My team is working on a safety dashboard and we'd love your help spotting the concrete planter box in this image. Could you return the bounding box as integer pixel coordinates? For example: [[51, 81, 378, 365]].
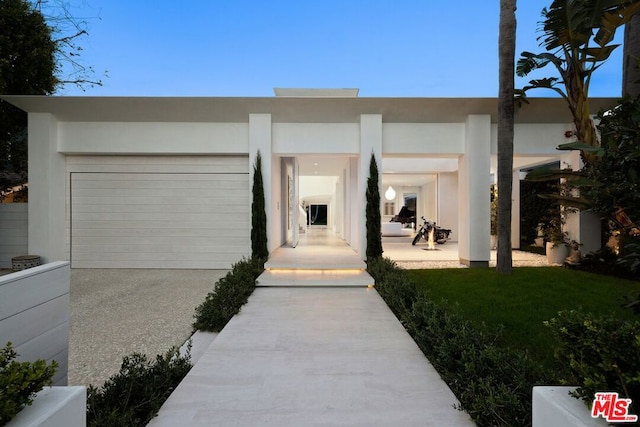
[[6, 386, 86, 427], [533, 386, 607, 427]]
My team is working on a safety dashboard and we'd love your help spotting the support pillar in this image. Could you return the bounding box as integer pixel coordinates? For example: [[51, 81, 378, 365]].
[[28, 113, 65, 263], [562, 151, 601, 254], [458, 115, 491, 267]]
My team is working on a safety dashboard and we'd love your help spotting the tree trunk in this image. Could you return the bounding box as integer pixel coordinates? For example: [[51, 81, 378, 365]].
[[623, 13, 640, 98], [497, 0, 517, 274]]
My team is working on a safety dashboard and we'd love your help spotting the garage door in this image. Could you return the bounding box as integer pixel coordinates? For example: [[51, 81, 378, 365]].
[[68, 156, 250, 269]]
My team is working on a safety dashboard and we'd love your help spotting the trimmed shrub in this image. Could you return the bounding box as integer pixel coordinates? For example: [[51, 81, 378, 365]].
[[193, 257, 263, 332], [368, 258, 547, 427], [0, 342, 58, 426], [86, 346, 191, 427], [545, 309, 640, 413], [366, 153, 383, 260], [251, 151, 268, 264], [367, 257, 417, 320]]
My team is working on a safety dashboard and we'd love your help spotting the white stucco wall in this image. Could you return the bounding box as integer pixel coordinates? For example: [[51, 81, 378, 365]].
[[0, 203, 28, 268], [273, 123, 360, 154], [59, 122, 249, 154], [438, 172, 458, 237], [382, 123, 464, 155]]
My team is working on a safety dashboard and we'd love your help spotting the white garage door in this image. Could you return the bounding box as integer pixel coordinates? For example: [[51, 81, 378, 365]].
[[68, 156, 250, 269]]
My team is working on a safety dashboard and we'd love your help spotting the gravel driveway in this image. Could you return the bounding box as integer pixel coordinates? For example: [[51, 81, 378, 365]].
[[68, 269, 227, 387]]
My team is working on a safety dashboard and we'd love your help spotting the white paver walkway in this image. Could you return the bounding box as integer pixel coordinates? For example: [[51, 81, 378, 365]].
[[150, 228, 475, 426]]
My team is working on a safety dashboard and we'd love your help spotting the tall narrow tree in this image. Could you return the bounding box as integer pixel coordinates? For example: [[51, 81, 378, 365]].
[[497, 0, 517, 273], [366, 153, 383, 260], [251, 151, 268, 263]]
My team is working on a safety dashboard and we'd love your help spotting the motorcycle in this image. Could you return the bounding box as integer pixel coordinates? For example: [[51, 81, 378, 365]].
[[412, 216, 452, 245]]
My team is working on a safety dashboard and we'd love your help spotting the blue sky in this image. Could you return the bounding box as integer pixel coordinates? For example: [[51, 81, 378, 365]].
[[58, 1, 626, 97]]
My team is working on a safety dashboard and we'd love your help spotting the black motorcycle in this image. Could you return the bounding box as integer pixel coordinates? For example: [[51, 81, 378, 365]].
[[412, 216, 452, 245]]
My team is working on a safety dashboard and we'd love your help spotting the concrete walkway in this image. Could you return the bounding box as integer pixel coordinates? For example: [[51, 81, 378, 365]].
[[150, 229, 475, 426]]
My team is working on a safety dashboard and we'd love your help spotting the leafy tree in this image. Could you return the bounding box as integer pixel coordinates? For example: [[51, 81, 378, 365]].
[[366, 153, 383, 260], [0, 0, 102, 199], [251, 151, 268, 263], [586, 97, 640, 235], [497, 0, 517, 273], [0, 0, 56, 197]]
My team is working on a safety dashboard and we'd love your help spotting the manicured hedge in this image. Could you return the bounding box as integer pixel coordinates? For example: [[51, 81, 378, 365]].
[[193, 257, 263, 332], [86, 346, 191, 427]]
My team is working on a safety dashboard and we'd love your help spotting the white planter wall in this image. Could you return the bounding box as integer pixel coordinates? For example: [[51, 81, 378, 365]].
[[533, 386, 607, 427], [7, 386, 86, 427], [0, 203, 28, 269], [0, 261, 70, 385]]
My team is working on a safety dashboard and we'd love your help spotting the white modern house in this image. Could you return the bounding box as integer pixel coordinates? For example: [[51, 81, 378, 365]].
[[1, 89, 616, 269]]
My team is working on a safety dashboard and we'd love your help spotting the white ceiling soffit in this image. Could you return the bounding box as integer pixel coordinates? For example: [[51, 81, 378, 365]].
[[382, 174, 437, 186]]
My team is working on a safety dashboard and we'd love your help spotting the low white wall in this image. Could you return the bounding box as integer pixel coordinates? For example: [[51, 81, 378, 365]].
[[0, 261, 70, 386], [7, 386, 86, 427], [532, 386, 607, 427], [0, 203, 28, 269]]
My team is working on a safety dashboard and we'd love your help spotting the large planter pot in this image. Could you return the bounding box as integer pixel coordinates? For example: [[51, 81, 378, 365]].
[[546, 242, 568, 265]]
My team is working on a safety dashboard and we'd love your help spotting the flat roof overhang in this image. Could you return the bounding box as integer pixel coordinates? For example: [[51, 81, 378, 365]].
[[1, 95, 618, 124]]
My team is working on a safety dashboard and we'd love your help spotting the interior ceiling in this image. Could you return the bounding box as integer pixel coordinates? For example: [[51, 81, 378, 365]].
[[297, 156, 350, 177]]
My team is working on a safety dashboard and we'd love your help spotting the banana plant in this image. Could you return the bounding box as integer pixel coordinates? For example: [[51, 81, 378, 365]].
[[517, 0, 640, 165]]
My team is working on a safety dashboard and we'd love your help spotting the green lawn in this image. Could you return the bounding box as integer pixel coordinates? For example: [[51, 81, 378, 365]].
[[405, 267, 640, 367]]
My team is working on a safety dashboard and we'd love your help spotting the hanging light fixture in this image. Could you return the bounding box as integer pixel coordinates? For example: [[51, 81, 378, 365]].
[[384, 186, 396, 201]]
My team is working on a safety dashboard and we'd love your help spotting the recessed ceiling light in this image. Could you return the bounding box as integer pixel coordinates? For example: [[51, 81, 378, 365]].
[[314, 162, 318, 166]]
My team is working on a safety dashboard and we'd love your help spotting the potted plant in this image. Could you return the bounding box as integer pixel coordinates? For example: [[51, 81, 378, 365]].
[[541, 209, 569, 265]]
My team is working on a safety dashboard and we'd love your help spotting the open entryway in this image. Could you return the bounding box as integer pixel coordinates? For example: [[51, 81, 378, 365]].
[[278, 155, 358, 251]]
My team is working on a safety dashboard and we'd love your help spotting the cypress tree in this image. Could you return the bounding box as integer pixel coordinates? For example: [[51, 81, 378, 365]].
[[366, 152, 383, 260], [251, 151, 268, 263]]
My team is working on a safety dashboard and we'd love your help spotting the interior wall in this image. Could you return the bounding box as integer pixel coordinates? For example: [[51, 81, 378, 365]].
[[270, 155, 282, 251], [438, 172, 458, 241], [425, 180, 437, 222], [281, 158, 294, 246]]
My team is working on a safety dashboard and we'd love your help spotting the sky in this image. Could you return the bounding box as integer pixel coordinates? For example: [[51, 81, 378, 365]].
[[55, 0, 627, 98]]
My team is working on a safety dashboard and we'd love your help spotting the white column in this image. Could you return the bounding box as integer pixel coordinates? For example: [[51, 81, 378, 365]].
[[358, 114, 382, 259], [28, 113, 65, 263], [249, 114, 273, 253], [562, 151, 601, 253], [512, 170, 521, 249], [349, 157, 358, 248], [458, 115, 491, 267]]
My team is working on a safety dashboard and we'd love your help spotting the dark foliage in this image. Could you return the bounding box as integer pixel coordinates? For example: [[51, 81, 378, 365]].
[[545, 310, 640, 414], [365, 153, 383, 260], [86, 347, 191, 427], [0, 0, 56, 196], [251, 151, 268, 264], [0, 342, 57, 426], [520, 179, 558, 246], [193, 257, 263, 332]]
